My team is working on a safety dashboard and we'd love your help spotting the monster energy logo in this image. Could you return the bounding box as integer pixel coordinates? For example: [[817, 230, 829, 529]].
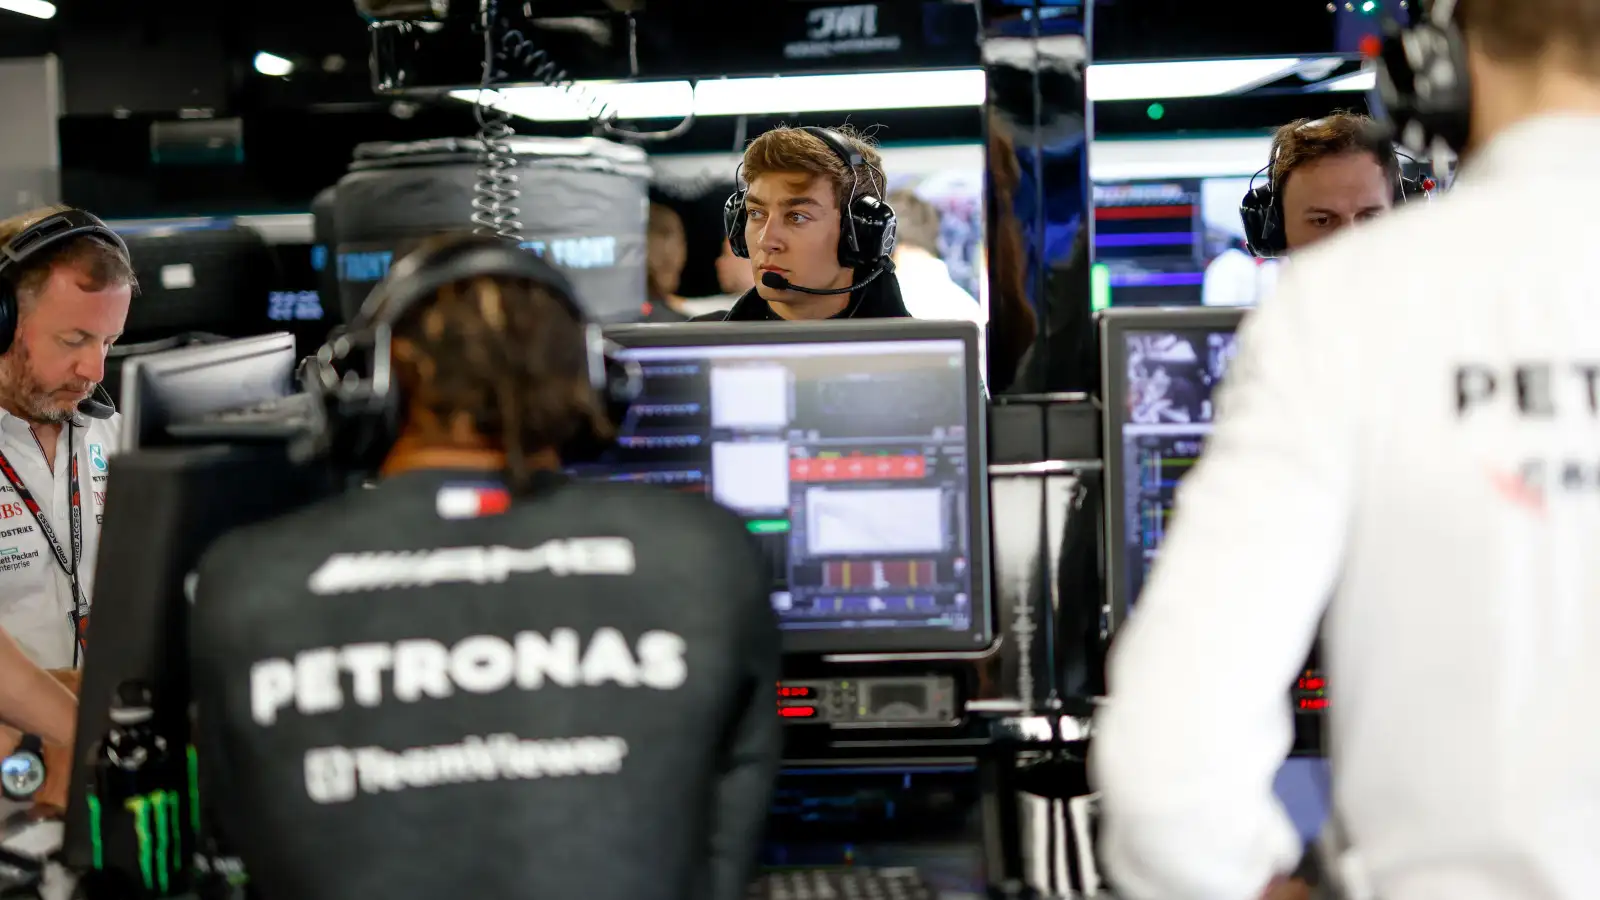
[[87, 789, 182, 893]]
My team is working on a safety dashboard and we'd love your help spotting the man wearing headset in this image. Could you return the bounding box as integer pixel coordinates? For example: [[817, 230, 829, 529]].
[[1093, 1, 1600, 899], [189, 233, 780, 900], [0, 206, 132, 812], [1245, 113, 1403, 257], [697, 125, 911, 321]]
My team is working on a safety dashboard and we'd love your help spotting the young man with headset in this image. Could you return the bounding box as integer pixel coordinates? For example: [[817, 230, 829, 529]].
[[1093, 1, 1600, 899], [188, 233, 781, 900], [700, 125, 910, 321]]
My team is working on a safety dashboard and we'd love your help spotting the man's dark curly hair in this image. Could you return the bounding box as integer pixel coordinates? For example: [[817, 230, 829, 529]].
[[389, 243, 613, 490]]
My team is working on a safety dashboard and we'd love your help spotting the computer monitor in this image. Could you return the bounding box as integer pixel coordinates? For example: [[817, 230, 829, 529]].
[[1099, 307, 1245, 626], [1091, 176, 1280, 309], [118, 333, 297, 451], [62, 443, 337, 884], [579, 320, 990, 655]]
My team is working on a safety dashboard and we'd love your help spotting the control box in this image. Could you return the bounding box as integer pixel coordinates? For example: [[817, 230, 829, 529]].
[[777, 676, 958, 727]]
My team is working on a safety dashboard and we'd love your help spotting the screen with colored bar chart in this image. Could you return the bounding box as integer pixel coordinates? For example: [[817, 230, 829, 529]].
[[572, 325, 986, 654], [1115, 324, 1240, 606], [1091, 177, 1279, 310]]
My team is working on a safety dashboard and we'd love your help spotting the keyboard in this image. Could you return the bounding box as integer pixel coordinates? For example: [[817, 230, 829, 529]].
[[165, 393, 319, 441], [748, 867, 935, 900]]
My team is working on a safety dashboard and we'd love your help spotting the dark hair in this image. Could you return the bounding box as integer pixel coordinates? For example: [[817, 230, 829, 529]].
[[741, 125, 886, 211], [391, 264, 612, 490], [1270, 113, 1400, 190], [1458, 0, 1600, 73], [0, 205, 139, 305], [886, 190, 942, 255]]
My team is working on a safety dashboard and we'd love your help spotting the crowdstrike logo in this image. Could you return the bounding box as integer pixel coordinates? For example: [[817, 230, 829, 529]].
[[307, 537, 636, 595], [303, 734, 630, 804]]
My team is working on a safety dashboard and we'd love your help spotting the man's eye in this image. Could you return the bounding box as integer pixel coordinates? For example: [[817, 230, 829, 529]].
[[788, 213, 810, 224], [747, 209, 765, 220]]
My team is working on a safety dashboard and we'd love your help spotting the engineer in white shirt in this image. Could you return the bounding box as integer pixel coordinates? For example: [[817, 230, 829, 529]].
[[886, 190, 985, 328], [0, 207, 133, 676], [1092, 2, 1600, 899]]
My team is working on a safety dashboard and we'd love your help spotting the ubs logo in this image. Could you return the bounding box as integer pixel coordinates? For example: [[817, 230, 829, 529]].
[[0, 502, 26, 521]]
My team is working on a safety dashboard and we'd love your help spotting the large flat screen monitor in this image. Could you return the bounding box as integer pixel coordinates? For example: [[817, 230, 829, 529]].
[[1091, 177, 1281, 310], [580, 320, 990, 655], [118, 332, 297, 451], [1099, 307, 1245, 626]]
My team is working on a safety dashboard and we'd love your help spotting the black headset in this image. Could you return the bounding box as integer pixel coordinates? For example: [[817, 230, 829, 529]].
[[1374, 0, 1473, 156], [0, 209, 129, 420], [723, 126, 898, 269], [1239, 119, 1436, 259], [296, 234, 642, 473]]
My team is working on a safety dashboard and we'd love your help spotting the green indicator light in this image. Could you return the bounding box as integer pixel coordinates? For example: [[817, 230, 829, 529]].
[[1091, 262, 1112, 312], [746, 519, 791, 534], [1146, 102, 1165, 120]]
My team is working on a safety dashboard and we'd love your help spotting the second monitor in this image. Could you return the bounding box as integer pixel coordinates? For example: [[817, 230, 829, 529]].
[[584, 320, 991, 656]]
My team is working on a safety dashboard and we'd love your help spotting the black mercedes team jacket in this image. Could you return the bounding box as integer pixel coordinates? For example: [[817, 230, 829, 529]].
[[190, 469, 780, 900], [692, 269, 911, 321]]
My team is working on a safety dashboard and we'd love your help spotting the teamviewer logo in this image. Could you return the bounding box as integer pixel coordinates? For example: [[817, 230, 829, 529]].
[[303, 746, 357, 805]]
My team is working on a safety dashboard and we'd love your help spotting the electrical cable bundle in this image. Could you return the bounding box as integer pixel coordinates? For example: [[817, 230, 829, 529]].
[[471, 0, 694, 240]]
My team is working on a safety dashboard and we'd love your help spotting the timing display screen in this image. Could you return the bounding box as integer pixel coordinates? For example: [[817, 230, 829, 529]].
[[1117, 327, 1240, 605], [571, 337, 984, 654]]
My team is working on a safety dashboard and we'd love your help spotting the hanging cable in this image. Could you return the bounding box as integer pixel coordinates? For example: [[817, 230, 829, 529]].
[[471, 0, 695, 240]]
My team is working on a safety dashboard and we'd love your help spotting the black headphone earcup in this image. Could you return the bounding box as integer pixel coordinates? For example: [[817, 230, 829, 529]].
[[1239, 185, 1286, 259], [839, 195, 897, 269], [0, 287, 16, 357], [724, 190, 751, 259], [1376, 19, 1473, 155]]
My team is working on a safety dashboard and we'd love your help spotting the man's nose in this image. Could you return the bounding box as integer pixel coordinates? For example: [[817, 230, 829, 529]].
[[754, 218, 784, 252], [75, 348, 105, 385]]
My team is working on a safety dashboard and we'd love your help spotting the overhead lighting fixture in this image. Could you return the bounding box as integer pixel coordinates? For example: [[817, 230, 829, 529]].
[[450, 69, 987, 122], [253, 52, 295, 78], [1319, 69, 1377, 92], [0, 0, 56, 19], [1086, 58, 1305, 101]]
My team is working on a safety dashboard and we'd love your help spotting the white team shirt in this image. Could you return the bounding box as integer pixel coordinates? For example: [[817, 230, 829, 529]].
[[894, 250, 986, 328], [0, 408, 119, 669], [1092, 114, 1600, 900]]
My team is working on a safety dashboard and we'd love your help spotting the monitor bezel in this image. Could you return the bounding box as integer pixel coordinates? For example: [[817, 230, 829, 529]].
[[603, 319, 994, 656], [1099, 306, 1247, 634], [117, 331, 297, 452]]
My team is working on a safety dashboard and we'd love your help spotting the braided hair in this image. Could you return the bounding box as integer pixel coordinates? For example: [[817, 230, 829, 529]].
[[390, 270, 614, 492]]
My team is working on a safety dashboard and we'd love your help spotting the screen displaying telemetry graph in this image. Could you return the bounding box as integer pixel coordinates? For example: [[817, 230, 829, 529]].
[[570, 339, 981, 652], [1092, 178, 1280, 310], [1117, 327, 1240, 604]]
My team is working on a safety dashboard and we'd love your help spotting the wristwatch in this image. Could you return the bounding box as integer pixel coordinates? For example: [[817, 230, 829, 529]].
[[0, 734, 45, 801]]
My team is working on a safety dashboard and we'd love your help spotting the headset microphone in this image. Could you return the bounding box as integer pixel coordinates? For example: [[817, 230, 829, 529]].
[[761, 262, 889, 296]]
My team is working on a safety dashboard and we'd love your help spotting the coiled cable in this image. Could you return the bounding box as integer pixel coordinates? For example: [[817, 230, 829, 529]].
[[472, 0, 694, 240]]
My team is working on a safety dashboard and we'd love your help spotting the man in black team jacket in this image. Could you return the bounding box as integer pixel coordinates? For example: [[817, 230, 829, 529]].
[[189, 234, 780, 900], [697, 125, 910, 321]]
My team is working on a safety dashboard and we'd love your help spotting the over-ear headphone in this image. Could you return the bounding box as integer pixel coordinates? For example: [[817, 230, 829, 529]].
[[0, 209, 129, 420], [0, 209, 130, 356], [296, 233, 642, 473], [1374, 0, 1473, 156], [723, 126, 898, 269], [1239, 120, 1437, 258]]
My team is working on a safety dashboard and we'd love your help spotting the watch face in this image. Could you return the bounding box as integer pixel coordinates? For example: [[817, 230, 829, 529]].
[[1, 752, 44, 798]]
